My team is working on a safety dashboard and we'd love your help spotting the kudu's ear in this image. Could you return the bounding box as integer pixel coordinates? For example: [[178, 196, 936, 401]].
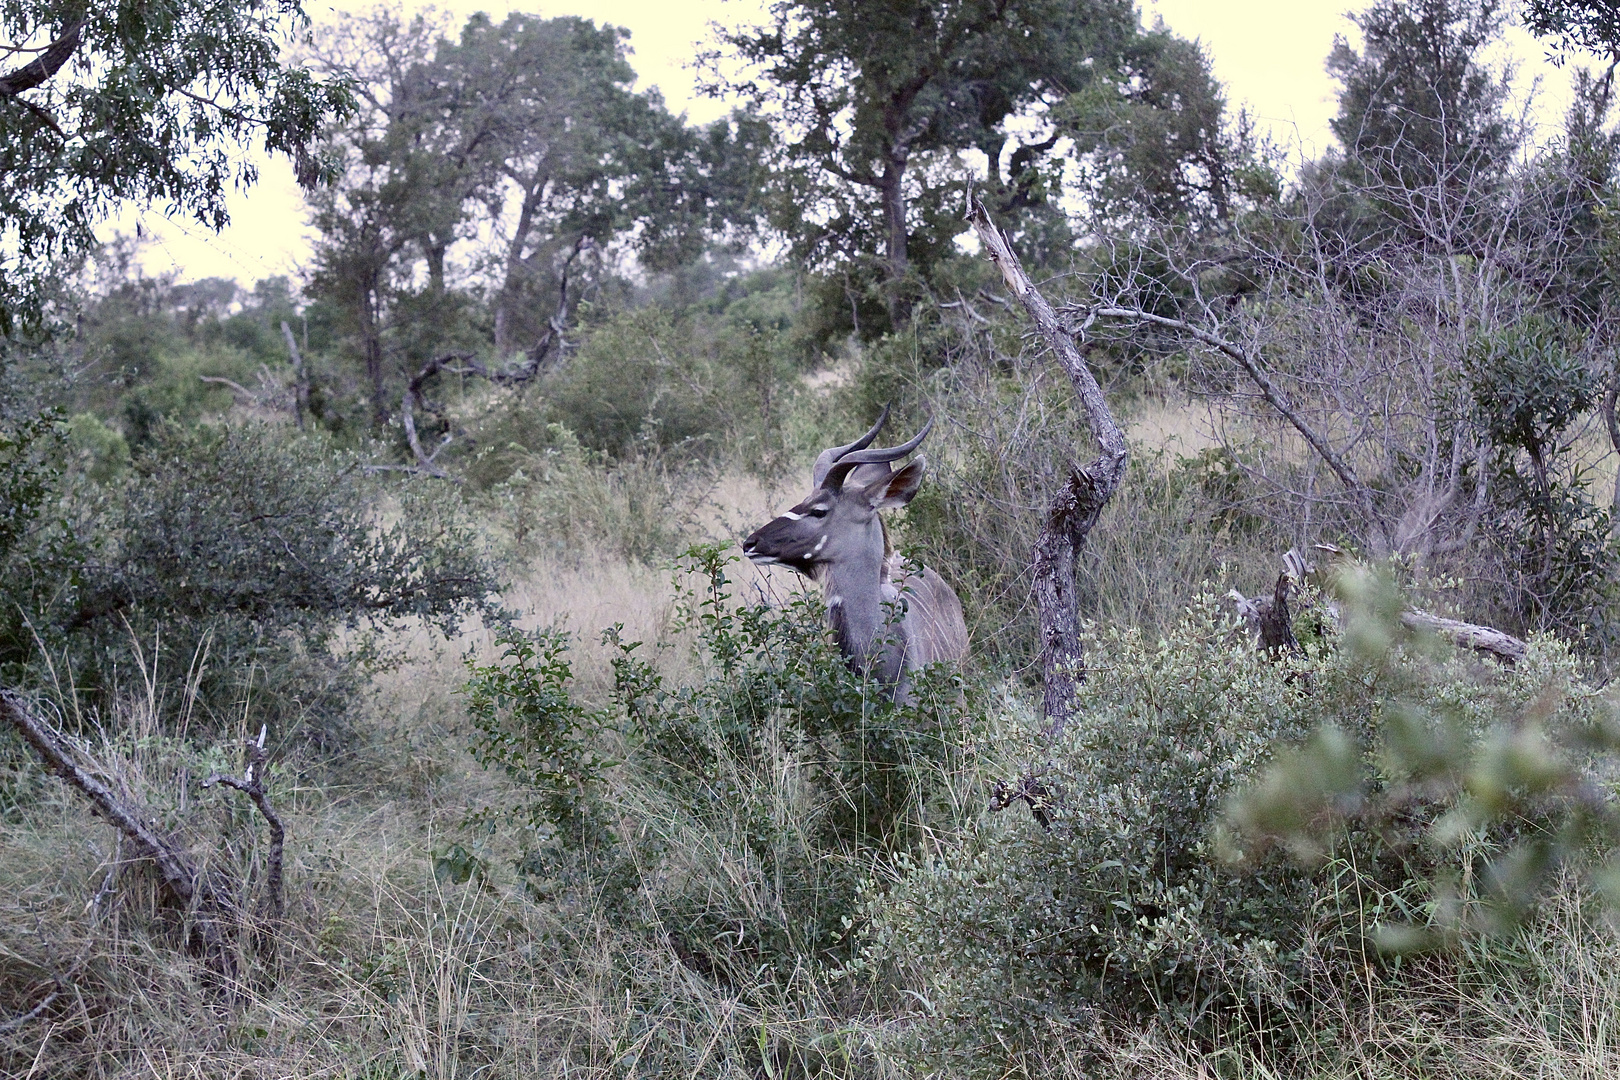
[[869, 456, 925, 510]]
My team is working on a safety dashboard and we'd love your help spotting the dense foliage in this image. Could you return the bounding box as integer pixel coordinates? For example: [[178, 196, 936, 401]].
[[0, 417, 498, 744], [0, 0, 353, 331], [466, 545, 980, 975]]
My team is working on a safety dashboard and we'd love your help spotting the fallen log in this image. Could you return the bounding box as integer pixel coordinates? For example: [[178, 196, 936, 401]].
[[1399, 608, 1527, 664], [1230, 549, 1528, 665]]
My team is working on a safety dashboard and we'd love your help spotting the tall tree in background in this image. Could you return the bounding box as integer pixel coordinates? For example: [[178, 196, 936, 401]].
[[307, 9, 766, 430], [428, 13, 718, 359], [1328, 0, 1515, 198], [1060, 26, 1262, 228], [0, 0, 353, 334], [708, 0, 1139, 329]]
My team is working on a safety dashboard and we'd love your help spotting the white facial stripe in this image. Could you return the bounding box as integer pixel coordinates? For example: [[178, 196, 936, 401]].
[[780, 511, 803, 520], [812, 536, 827, 554]]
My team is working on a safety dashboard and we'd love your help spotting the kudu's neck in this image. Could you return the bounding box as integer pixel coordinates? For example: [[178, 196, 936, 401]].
[[816, 542, 896, 675]]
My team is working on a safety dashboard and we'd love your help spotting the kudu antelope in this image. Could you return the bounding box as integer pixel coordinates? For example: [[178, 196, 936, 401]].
[[742, 409, 968, 703]]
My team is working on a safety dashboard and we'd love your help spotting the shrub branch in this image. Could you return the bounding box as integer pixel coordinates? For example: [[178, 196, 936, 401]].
[[204, 725, 286, 973]]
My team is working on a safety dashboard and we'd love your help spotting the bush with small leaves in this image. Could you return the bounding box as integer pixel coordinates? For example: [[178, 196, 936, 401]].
[[11, 421, 499, 748], [470, 422, 702, 565], [864, 583, 1593, 1073], [1464, 316, 1617, 639], [464, 542, 983, 983], [1227, 566, 1612, 946]]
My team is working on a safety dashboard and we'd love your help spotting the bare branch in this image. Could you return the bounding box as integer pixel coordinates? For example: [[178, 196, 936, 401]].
[[203, 726, 285, 971], [1, 689, 202, 910], [1079, 303, 1386, 541], [199, 375, 257, 400], [0, 984, 64, 1035], [1400, 608, 1527, 665], [968, 192, 1127, 740]]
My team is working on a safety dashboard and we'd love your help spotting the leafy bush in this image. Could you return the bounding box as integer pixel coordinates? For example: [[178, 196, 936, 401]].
[[864, 587, 1593, 1074], [541, 304, 797, 463], [16, 422, 499, 746], [470, 423, 706, 565], [1463, 316, 1616, 640], [465, 624, 617, 857], [0, 412, 89, 685], [1228, 568, 1614, 943], [466, 544, 982, 982]]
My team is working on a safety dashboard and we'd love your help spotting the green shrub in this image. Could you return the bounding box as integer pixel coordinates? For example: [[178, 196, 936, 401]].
[[1228, 568, 1614, 944], [1464, 315, 1617, 640], [864, 589, 1591, 1074], [465, 625, 617, 859], [0, 411, 89, 685], [466, 543, 983, 983], [470, 423, 704, 565], [24, 422, 500, 747], [542, 304, 789, 462]]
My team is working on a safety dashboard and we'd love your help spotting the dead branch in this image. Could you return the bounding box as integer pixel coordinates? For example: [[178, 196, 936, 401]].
[[1073, 303, 1387, 544], [0, 689, 237, 979], [1234, 547, 1528, 665], [988, 770, 1053, 830], [968, 194, 1128, 741], [1230, 571, 1302, 656], [2, 690, 202, 909], [0, 981, 63, 1035], [204, 724, 285, 974], [1399, 608, 1527, 664], [199, 374, 257, 401], [1604, 360, 1620, 515], [385, 236, 584, 477]]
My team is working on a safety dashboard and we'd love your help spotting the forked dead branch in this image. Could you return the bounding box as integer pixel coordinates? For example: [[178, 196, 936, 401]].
[[0, 689, 287, 1008], [966, 193, 1128, 741]]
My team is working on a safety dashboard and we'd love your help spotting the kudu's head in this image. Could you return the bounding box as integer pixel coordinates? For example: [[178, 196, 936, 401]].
[[742, 407, 932, 581]]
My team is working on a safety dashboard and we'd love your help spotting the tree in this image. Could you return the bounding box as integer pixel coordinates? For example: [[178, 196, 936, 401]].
[[1060, 27, 1265, 227], [1327, 0, 1516, 198], [0, 0, 353, 333], [307, 9, 763, 431], [708, 0, 1140, 328], [1523, 0, 1620, 71]]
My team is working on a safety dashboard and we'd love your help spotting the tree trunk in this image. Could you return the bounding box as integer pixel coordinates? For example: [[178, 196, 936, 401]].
[[880, 154, 912, 327], [360, 276, 388, 428], [280, 321, 309, 430], [426, 241, 446, 297], [1604, 365, 1620, 514], [969, 196, 1128, 740]]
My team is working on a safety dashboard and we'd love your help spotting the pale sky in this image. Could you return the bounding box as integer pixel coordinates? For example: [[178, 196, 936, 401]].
[[114, 0, 1582, 287]]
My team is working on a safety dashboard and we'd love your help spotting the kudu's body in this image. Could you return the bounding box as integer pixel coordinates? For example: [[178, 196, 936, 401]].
[[742, 410, 968, 703]]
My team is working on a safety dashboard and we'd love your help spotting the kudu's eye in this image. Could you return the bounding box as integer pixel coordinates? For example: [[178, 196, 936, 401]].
[[807, 505, 830, 518]]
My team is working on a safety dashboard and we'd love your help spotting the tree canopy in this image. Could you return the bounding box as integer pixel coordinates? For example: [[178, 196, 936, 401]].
[[706, 0, 1141, 328], [306, 8, 768, 428], [0, 0, 354, 333], [1327, 0, 1515, 195]]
